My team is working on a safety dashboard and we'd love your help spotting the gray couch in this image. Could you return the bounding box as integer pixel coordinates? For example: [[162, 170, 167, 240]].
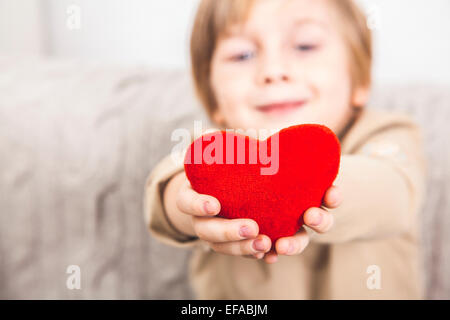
[[1, 55, 449, 299]]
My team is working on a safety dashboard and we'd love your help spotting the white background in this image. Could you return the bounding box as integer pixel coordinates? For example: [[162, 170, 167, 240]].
[[1, 0, 449, 86]]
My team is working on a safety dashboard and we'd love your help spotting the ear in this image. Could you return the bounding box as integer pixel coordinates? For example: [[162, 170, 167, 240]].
[[352, 86, 370, 108]]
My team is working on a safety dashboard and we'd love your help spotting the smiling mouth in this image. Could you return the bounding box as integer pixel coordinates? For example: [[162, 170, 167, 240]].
[[256, 100, 307, 115]]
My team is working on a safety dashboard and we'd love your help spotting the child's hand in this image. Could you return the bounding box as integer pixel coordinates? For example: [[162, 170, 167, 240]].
[[176, 176, 272, 259], [261, 185, 342, 264]]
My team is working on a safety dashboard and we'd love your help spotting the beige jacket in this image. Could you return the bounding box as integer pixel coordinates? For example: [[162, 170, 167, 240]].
[[144, 107, 427, 299]]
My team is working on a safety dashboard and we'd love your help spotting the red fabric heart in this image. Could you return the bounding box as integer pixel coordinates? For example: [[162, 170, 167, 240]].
[[184, 124, 341, 248]]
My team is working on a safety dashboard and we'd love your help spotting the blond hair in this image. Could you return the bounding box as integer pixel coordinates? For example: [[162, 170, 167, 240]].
[[190, 0, 372, 119]]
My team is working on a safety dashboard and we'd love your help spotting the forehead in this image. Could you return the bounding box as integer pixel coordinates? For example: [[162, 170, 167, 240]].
[[220, 0, 335, 38]]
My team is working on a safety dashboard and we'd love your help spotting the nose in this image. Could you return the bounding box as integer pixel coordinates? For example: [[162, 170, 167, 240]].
[[257, 54, 291, 85], [262, 73, 289, 84]]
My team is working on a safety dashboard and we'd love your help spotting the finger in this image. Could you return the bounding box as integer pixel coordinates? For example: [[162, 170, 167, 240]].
[[192, 216, 260, 242], [176, 179, 221, 217], [322, 185, 342, 209], [263, 248, 278, 264], [275, 228, 310, 255], [303, 207, 334, 233], [263, 249, 278, 264], [255, 252, 266, 259], [243, 252, 265, 260], [206, 234, 271, 256]]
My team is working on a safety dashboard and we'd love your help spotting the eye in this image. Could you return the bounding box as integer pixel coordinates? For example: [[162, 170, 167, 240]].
[[295, 44, 317, 52], [230, 51, 255, 62]]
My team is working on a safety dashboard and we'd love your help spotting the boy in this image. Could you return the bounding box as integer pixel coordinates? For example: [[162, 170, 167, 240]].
[[145, 0, 426, 299]]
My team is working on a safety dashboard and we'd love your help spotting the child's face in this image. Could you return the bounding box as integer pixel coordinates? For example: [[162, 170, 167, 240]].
[[210, 0, 368, 135]]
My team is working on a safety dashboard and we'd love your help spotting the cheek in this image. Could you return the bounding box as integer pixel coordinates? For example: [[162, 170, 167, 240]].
[[211, 64, 253, 114], [316, 67, 351, 106], [302, 49, 353, 109]]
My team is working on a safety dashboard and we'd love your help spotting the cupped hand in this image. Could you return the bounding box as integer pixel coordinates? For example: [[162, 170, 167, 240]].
[[176, 176, 272, 259], [261, 185, 342, 264]]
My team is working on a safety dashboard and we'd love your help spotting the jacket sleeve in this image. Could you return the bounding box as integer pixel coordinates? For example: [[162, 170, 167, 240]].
[[144, 152, 205, 249], [307, 119, 427, 243]]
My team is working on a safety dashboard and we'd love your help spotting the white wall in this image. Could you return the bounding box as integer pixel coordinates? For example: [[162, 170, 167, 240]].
[[1, 0, 449, 86], [44, 0, 200, 69], [0, 0, 47, 55], [357, 0, 450, 85]]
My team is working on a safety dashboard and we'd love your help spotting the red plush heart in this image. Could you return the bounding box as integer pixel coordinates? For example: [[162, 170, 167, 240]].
[[184, 124, 341, 248]]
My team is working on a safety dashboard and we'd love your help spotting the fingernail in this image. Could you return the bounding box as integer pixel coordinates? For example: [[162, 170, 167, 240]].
[[203, 201, 216, 214], [239, 226, 252, 238], [309, 210, 323, 226], [253, 239, 265, 251]]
